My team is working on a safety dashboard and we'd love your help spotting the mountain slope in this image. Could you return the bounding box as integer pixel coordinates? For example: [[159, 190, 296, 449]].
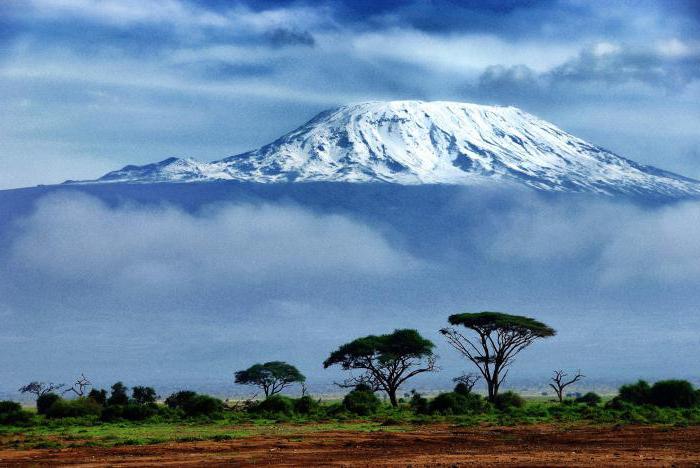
[[73, 101, 700, 197]]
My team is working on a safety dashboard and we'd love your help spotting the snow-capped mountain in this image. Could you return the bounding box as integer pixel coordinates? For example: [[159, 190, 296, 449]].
[[74, 101, 700, 197]]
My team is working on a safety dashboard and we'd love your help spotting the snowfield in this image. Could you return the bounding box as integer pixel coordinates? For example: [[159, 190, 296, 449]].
[[72, 101, 700, 198]]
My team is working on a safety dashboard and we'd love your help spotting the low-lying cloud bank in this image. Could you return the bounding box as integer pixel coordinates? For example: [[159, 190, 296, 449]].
[[485, 196, 700, 286], [0, 188, 699, 391], [5, 193, 417, 299]]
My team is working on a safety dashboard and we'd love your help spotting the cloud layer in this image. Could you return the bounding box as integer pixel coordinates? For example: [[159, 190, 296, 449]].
[[1, 187, 699, 393]]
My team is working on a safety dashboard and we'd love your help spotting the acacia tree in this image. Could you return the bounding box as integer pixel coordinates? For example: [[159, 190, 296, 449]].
[[323, 329, 437, 407], [549, 369, 584, 403], [440, 312, 555, 401], [18, 381, 64, 398], [235, 362, 305, 397]]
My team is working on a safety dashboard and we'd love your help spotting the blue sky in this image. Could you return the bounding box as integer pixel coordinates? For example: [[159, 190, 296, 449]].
[[1, 0, 699, 189]]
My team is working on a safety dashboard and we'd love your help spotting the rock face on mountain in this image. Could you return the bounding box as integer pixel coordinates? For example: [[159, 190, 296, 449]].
[[74, 101, 700, 198]]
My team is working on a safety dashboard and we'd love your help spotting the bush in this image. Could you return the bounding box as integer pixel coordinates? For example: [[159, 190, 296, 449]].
[[649, 380, 697, 408], [409, 390, 429, 415], [124, 404, 159, 421], [343, 388, 381, 416], [618, 380, 651, 405], [107, 382, 129, 406], [454, 383, 472, 396], [46, 398, 102, 419], [254, 395, 295, 416], [0, 401, 21, 414], [293, 396, 320, 415], [323, 402, 347, 417], [575, 392, 602, 406], [164, 391, 222, 418], [429, 392, 485, 415], [493, 391, 525, 411], [99, 405, 123, 422], [165, 391, 197, 409], [102, 403, 159, 422], [132, 386, 157, 405], [88, 389, 107, 406], [0, 401, 32, 425], [36, 393, 61, 415]]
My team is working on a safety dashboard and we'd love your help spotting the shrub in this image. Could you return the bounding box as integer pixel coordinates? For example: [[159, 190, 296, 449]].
[[164, 391, 222, 418], [132, 386, 157, 405], [323, 402, 347, 417], [0, 401, 32, 425], [0, 401, 21, 414], [343, 388, 381, 415], [254, 395, 295, 416], [618, 380, 651, 405], [453, 383, 472, 396], [165, 391, 197, 409], [493, 391, 525, 411], [99, 405, 123, 422], [46, 398, 102, 419], [293, 396, 320, 415], [100, 402, 160, 422], [107, 382, 129, 406], [124, 403, 159, 421], [429, 392, 485, 415], [88, 389, 107, 406], [575, 392, 602, 406], [649, 380, 697, 408], [36, 393, 61, 415], [409, 390, 429, 415]]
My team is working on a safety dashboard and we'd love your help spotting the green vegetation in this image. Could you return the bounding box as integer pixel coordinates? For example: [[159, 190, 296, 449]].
[[342, 385, 381, 415], [2, 312, 699, 451], [2, 382, 700, 450], [234, 362, 306, 397], [441, 312, 556, 401], [324, 329, 436, 406], [613, 379, 699, 408]]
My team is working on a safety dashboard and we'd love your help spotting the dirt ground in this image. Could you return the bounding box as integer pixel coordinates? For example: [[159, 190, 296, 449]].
[[1, 424, 699, 467]]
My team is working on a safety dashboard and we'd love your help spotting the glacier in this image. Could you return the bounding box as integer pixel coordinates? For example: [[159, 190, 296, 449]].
[[70, 101, 700, 198]]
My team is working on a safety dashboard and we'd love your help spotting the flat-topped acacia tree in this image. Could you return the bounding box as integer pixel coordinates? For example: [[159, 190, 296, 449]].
[[235, 362, 305, 397], [440, 312, 556, 401], [323, 329, 437, 407]]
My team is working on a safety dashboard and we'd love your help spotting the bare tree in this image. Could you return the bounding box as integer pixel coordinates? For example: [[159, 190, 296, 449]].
[[453, 373, 480, 393], [548, 369, 584, 402], [63, 374, 92, 397], [18, 381, 65, 398]]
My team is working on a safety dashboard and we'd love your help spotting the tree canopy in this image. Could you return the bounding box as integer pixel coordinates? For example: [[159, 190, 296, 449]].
[[447, 312, 555, 337], [441, 311, 555, 401], [235, 361, 305, 397], [324, 329, 436, 406]]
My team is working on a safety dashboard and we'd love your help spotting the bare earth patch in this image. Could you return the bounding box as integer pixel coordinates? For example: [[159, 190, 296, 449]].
[[0, 424, 699, 466]]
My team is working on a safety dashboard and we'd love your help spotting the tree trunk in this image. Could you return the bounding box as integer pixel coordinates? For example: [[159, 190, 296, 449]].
[[486, 380, 495, 402], [387, 388, 398, 407]]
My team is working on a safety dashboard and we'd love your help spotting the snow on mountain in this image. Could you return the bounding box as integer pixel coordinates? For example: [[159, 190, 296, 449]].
[[72, 101, 700, 197]]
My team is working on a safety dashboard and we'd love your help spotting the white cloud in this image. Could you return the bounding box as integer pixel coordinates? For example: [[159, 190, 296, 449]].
[[25, 0, 229, 27], [351, 29, 577, 73], [486, 196, 700, 286], [6, 192, 418, 297]]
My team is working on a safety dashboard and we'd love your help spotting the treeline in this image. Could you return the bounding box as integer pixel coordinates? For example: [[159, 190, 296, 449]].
[[2, 311, 699, 426]]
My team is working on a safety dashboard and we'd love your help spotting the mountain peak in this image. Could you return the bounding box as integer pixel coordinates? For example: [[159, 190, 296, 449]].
[[72, 100, 700, 198]]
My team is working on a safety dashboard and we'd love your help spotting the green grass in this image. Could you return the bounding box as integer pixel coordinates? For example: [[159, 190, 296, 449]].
[[1, 398, 699, 450], [0, 416, 413, 450]]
